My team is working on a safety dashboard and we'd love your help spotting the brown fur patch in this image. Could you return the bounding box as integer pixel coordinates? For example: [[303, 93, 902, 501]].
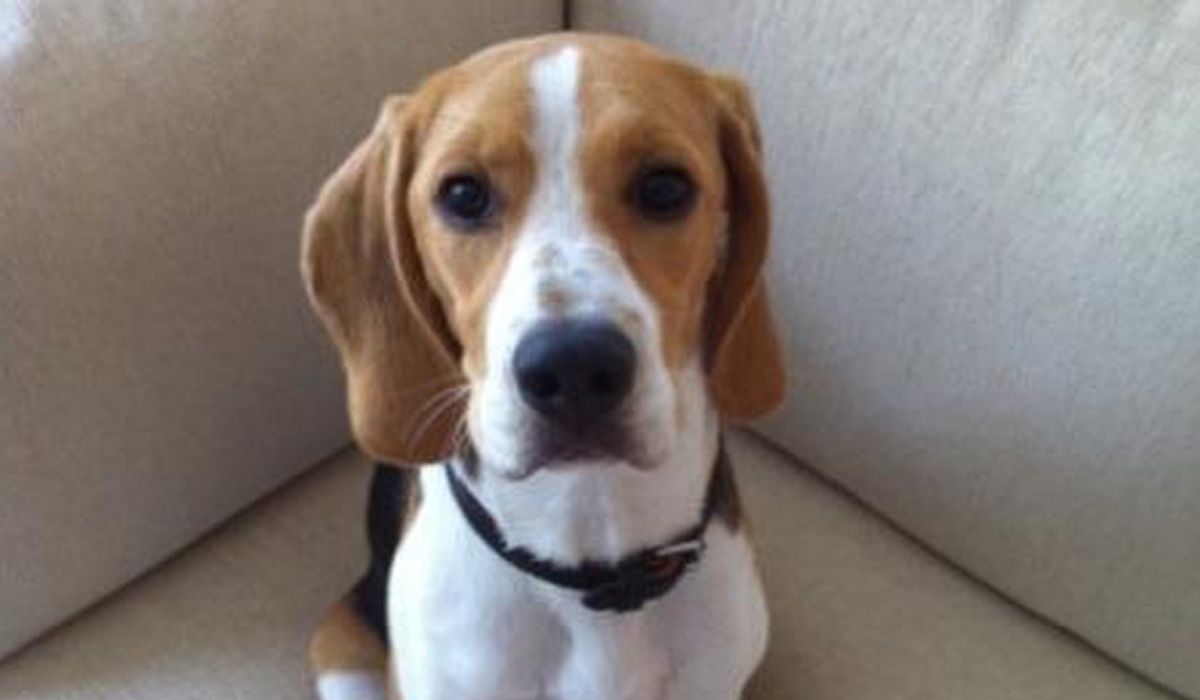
[[538, 281, 569, 312], [309, 598, 388, 675]]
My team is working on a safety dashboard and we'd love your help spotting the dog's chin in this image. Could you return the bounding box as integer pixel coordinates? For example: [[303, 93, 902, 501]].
[[478, 416, 662, 481]]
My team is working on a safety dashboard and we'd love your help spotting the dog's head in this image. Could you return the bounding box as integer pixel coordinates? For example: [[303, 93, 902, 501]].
[[302, 34, 784, 477]]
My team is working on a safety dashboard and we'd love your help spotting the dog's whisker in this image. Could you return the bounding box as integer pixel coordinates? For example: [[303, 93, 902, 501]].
[[443, 424, 464, 463], [401, 384, 469, 444], [409, 397, 468, 458], [409, 384, 467, 423], [446, 413, 472, 461], [403, 390, 467, 448], [394, 375, 468, 402], [405, 386, 470, 453]]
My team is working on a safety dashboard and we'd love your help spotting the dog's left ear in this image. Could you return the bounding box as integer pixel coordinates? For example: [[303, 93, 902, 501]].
[[705, 74, 787, 421]]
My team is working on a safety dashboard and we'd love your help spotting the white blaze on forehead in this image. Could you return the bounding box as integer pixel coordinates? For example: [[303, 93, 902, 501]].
[[528, 46, 583, 232], [473, 45, 589, 475]]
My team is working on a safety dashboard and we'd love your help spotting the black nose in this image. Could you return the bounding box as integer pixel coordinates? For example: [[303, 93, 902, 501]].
[[513, 320, 636, 425]]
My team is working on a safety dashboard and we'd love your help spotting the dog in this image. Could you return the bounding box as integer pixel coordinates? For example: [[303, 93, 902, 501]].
[[301, 33, 785, 700]]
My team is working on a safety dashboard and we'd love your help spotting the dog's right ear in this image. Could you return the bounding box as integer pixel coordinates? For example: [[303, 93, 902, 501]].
[[301, 96, 463, 465]]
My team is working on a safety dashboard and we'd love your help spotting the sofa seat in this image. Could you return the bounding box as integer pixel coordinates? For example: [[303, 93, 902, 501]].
[[0, 432, 1170, 700]]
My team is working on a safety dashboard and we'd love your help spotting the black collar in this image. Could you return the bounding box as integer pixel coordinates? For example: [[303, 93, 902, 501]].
[[443, 445, 724, 613]]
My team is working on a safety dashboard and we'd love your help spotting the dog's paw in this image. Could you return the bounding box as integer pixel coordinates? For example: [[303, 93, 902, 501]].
[[316, 671, 388, 700]]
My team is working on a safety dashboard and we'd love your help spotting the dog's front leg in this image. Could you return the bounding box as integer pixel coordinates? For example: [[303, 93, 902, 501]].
[[555, 611, 670, 700]]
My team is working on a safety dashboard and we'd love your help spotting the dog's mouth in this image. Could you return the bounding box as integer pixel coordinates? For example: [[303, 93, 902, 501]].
[[528, 416, 647, 471], [474, 413, 651, 480]]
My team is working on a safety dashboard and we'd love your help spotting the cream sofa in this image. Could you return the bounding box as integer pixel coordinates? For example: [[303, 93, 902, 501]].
[[2, 1, 1197, 698]]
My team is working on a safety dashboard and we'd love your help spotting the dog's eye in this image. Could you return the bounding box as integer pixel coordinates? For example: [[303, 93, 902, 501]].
[[436, 174, 495, 229], [631, 167, 696, 222]]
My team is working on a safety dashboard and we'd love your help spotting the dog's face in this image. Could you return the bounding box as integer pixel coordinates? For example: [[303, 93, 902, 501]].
[[303, 35, 784, 475]]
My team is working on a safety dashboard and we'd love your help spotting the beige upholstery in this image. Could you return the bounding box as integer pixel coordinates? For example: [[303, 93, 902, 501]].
[[576, 2, 1200, 696], [0, 0, 559, 658], [0, 433, 1171, 699]]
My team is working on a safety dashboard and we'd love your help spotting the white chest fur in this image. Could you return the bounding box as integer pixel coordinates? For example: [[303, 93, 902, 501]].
[[387, 467, 769, 700]]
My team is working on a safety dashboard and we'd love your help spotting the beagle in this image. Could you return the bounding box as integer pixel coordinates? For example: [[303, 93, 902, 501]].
[[302, 33, 785, 700]]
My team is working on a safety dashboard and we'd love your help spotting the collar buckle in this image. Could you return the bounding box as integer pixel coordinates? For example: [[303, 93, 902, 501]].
[[652, 538, 705, 559], [580, 539, 706, 613]]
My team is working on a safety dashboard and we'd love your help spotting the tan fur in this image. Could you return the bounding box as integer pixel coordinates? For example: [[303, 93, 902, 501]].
[[309, 599, 388, 675]]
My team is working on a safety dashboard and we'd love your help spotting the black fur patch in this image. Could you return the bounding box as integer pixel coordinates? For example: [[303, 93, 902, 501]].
[[710, 439, 743, 528], [349, 464, 411, 644]]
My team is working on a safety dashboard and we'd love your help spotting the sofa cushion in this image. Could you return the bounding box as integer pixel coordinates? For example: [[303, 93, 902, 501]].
[[574, 2, 1200, 696], [0, 0, 558, 659], [0, 433, 1170, 699]]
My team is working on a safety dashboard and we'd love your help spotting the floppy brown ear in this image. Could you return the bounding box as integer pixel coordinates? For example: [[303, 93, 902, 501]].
[[301, 96, 463, 465], [706, 74, 787, 421]]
